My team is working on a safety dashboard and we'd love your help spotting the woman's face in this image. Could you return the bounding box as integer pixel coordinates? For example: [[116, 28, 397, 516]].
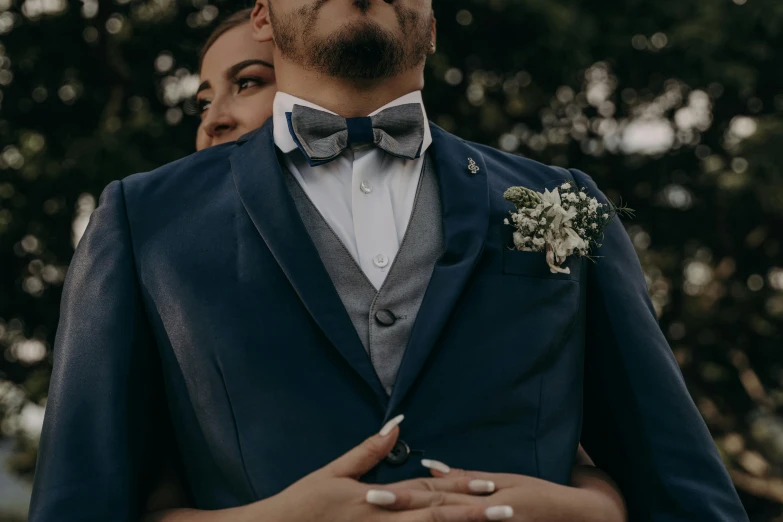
[[196, 23, 276, 151]]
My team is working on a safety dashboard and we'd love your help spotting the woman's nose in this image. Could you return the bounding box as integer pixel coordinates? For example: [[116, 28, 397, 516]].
[[203, 110, 237, 139]]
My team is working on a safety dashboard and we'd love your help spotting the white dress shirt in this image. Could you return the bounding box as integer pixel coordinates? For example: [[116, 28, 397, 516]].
[[272, 91, 432, 290]]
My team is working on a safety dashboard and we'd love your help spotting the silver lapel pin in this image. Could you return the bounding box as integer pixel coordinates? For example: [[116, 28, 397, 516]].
[[468, 157, 480, 174]]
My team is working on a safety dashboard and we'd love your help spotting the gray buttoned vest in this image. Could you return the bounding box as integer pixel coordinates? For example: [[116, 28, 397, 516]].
[[283, 156, 444, 395]]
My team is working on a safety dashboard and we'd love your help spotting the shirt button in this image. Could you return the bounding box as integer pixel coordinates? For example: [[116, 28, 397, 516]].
[[373, 253, 388, 268], [360, 181, 372, 194]]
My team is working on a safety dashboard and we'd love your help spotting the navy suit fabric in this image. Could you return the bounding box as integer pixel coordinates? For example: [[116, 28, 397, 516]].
[[29, 121, 748, 521]]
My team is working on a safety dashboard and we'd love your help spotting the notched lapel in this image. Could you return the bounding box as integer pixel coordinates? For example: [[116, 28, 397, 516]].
[[229, 121, 389, 407], [386, 124, 491, 419]]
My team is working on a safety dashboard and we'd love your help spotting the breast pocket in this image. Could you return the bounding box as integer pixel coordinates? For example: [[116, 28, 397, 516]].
[[502, 249, 582, 281]]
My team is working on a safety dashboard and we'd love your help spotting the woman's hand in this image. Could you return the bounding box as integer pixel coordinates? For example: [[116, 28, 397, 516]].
[[143, 416, 516, 522], [365, 459, 626, 522], [261, 418, 514, 522]]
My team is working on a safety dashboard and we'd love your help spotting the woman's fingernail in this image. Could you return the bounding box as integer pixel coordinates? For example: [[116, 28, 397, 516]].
[[421, 459, 451, 473], [469, 479, 495, 493], [379, 414, 404, 437], [485, 505, 514, 520], [366, 489, 397, 506]]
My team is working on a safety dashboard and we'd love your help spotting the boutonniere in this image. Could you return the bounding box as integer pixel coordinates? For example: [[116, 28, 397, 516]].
[[503, 181, 633, 274]]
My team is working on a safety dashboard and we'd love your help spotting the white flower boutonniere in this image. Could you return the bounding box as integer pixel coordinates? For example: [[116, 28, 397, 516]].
[[503, 181, 633, 274]]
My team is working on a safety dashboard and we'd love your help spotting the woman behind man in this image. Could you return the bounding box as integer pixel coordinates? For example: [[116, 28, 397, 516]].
[[139, 9, 627, 522], [195, 8, 277, 151]]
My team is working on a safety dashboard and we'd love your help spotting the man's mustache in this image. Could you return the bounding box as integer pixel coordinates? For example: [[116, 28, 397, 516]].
[[311, 0, 396, 12], [304, 0, 400, 24]]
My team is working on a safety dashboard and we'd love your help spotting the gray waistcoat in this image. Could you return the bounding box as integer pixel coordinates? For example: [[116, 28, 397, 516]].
[[283, 156, 444, 395]]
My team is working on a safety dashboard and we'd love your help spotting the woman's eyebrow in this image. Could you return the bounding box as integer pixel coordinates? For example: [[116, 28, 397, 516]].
[[226, 59, 275, 79], [196, 80, 211, 95]]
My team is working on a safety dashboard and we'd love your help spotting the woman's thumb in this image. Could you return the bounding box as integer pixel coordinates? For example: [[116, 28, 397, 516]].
[[323, 415, 404, 479]]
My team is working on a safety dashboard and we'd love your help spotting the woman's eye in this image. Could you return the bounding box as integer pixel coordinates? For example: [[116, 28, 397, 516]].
[[236, 77, 263, 92], [197, 98, 211, 113]]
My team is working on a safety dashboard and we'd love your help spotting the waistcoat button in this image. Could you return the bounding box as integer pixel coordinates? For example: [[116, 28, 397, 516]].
[[385, 439, 410, 466], [374, 309, 396, 326]]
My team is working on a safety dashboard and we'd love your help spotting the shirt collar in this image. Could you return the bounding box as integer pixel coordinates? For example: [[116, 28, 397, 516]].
[[272, 90, 432, 157]]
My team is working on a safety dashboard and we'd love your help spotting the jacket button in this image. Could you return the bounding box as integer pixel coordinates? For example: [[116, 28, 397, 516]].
[[385, 439, 410, 466], [375, 309, 396, 327]]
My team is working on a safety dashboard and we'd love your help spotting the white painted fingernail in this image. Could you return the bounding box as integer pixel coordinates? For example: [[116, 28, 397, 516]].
[[485, 505, 514, 520], [421, 459, 451, 473], [366, 489, 397, 506], [379, 414, 404, 437], [469, 479, 495, 493], [379, 415, 405, 437]]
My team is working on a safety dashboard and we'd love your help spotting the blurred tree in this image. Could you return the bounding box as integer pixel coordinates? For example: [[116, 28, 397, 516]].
[[0, 0, 781, 519]]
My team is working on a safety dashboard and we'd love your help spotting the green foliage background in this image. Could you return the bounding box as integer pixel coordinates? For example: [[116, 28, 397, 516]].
[[1, 0, 782, 519]]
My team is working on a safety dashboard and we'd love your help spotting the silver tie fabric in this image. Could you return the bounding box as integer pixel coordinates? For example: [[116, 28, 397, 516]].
[[289, 103, 425, 164]]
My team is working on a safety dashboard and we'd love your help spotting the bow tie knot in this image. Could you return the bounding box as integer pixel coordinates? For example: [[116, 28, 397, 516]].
[[286, 103, 425, 166]]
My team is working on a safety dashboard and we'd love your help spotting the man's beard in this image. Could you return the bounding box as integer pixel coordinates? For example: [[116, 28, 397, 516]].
[[269, 0, 431, 80]]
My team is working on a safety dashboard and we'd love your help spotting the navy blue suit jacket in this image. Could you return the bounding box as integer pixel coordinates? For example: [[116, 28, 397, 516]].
[[29, 121, 747, 521]]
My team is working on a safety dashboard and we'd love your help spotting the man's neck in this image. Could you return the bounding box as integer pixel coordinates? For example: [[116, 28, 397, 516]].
[[274, 59, 425, 118]]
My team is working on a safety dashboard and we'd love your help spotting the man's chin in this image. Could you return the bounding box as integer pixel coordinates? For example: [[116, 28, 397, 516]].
[[308, 20, 403, 80]]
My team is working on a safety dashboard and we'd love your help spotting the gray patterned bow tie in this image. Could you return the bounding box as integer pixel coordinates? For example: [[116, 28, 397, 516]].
[[286, 103, 425, 166]]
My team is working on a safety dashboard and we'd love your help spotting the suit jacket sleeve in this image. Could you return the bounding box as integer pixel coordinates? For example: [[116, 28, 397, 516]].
[[29, 180, 169, 521], [569, 168, 748, 521]]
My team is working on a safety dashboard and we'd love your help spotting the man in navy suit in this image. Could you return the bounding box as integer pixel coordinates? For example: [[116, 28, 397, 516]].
[[30, 0, 748, 521]]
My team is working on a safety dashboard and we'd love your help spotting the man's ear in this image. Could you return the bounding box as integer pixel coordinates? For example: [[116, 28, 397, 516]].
[[250, 0, 273, 43]]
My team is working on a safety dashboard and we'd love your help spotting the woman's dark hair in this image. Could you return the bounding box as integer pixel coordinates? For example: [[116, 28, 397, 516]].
[[200, 8, 254, 68]]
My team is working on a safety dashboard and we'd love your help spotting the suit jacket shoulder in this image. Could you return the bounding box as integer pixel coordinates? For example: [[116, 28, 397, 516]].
[[121, 142, 236, 213], [114, 142, 244, 256], [461, 138, 579, 192]]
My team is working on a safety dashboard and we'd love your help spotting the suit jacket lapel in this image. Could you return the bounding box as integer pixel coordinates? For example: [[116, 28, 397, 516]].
[[386, 124, 490, 419], [230, 121, 389, 408]]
